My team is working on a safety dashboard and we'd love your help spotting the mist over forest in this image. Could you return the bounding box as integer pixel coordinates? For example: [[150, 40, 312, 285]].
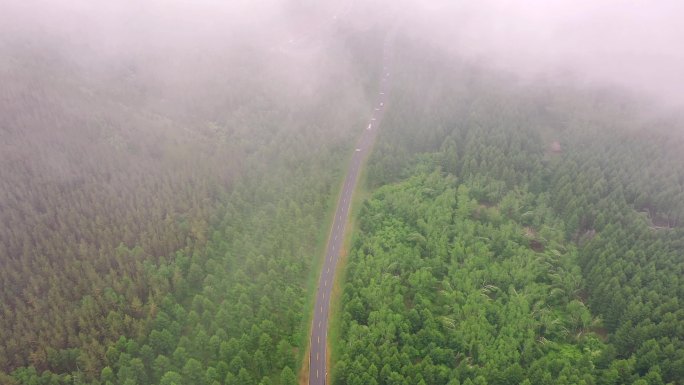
[[1, 1, 683, 385]]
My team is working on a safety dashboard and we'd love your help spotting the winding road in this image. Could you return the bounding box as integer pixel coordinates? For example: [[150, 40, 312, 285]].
[[308, 35, 393, 385]]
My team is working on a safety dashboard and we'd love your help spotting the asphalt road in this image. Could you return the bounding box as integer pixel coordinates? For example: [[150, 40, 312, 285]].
[[308, 37, 393, 385]]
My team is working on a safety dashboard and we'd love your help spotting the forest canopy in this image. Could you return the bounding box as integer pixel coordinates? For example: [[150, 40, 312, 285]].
[[2, 1, 684, 385], [0, 7, 382, 384], [333, 37, 684, 385]]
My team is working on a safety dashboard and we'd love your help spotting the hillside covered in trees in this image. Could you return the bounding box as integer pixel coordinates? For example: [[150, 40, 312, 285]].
[[2, 1, 684, 385], [0, 5, 385, 383], [333, 37, 684, 385]]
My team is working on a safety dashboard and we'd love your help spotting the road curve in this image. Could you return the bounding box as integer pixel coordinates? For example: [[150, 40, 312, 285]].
[[308, 35, 393, 385]]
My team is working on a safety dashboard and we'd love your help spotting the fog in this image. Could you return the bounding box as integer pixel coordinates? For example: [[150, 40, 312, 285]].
[[2, 1, 684, 381], [2, 0, 684, 110], [404, 0, 684, 109]]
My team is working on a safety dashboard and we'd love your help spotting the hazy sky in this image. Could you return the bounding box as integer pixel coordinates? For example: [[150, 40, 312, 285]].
[[2, 0, 684, 108]]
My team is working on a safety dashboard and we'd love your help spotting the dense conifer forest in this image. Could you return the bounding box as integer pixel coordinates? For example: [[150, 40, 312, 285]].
[[0, 20, 380, 384], [2, 3, 684, 385], [334, 38, 684, 385]]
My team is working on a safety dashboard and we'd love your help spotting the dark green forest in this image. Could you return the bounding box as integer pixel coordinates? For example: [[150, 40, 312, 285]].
[[0, 19, 383, 385], [2, 5, 684, 385], [333, 38, 684, 385]]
